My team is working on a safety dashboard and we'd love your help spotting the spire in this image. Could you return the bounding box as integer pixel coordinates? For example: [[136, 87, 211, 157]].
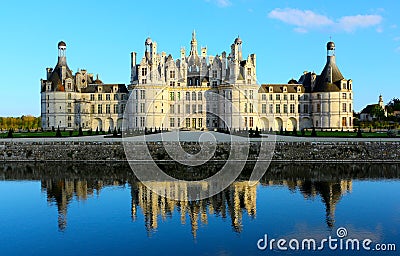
[[190, 30, 198, 56]]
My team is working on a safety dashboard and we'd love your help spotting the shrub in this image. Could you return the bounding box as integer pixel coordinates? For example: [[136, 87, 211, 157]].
[[292, 127, 298, 136], [7, 128, 13, 138], [311, 127, 317, 137], [387, 129, 397, 138], [78, 126, 83, 136], [56, 126, 62, 137], [357, 128, 362, 138]]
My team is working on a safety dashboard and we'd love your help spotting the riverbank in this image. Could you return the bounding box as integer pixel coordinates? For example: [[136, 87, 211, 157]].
[[1, 133, 399, 162]]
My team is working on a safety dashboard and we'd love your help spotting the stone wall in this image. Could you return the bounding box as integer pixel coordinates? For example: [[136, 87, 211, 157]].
[[0, 141, 399, 162]]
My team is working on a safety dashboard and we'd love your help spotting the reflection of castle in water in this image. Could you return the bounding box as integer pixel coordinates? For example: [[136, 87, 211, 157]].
[[130, 181, 257, 237], [5, 162, 397, 235], [262, 179, 352, 228], [42, 179, 123, 231], [40, 176, 351, 235]]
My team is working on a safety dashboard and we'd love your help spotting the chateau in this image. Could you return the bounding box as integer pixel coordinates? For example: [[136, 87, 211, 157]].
[[41, 33, 353, 131]]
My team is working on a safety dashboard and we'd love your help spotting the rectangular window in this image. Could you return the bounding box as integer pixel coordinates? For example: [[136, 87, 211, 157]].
[[106, 104, 110, 114], [141, 68, 147, 76], [198, 104, 202, 114], [262, 94, 266, 101], [177, 118, 181, 127], [192, 92, 196, 101], [212, 70, 217, 78], [91, 105, 95, 114], [342, 93, 347, 99], [68, 123, 72, 128], [349, 104, 352, 112], [186, 104, 190, 114], [198, 92, 202, 101], [170, 92, 175, 101], [290, 104, 295, 113], [140, 117, 145, 127], [244, 117, 248, 127], [342, 103, 347, 112], [247, 68, 251, 76], [170, 104, 174, 114], [67, 116, 72, 121], [269, 104, 273, 114], [276, 94, 280, 100], [106, 94, 110, 101], [177, 105, 181, 114], [177, 92, 181, 100], [304, 104, 309, 114], [342, 117, 347, 127], [98, 94, 102, 101], [283, 104, 288, 113], [140, 103, 145, 113], [212, 81, 217, 87], [186, 118, 190, 128], [192, 104, 197, 114], [169, 81, 175, 86], [290, 94, 295, 101], [170, 70, 175, 79], [269, 94, 273, 101], [140, 90, 145, 99], [244, 103, 248, 113], [249, 103, 254, 113], [121, 104, 125, 113], [68, 93, 71, 100], [249, 90, 254, 99], [198, 118, 203, 128], [170, 118, 175, 127], [249, 117, 254, 127], [317, 104, 321, 112], [262, 104, 267, 113], [284, 94, 288, 101], [98, 104, 102, 114], [276, 104, 281, 113], [247, 79, 251, 85], [114, 94, 119, 100], [68, 102, 71, 107], [114, 104, 118, 114], [186, 92, 190, 101]]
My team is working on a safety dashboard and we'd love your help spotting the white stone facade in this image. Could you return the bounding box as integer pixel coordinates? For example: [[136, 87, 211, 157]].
[[41, 35, 353, 132], [127, 33, 353, 131], [41, 41, 128, 131]]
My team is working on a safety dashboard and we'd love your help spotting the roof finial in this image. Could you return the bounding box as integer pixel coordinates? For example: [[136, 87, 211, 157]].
[[96, 74, 99, 80], [192, 30, 196, 41]]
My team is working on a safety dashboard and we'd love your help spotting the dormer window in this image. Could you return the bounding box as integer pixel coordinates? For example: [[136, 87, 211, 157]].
[[283, 86, 287, 92], [269, 87, 273, 93]]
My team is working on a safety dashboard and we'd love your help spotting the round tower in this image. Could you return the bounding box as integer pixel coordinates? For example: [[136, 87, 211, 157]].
[[58, 41, 67, 65]]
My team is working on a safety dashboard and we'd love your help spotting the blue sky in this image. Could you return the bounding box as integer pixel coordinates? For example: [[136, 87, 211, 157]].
[[1, 0, 399, 116]]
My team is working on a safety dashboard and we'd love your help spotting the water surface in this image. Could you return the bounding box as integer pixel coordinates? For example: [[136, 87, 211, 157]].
[[0, 163, 399, 255]]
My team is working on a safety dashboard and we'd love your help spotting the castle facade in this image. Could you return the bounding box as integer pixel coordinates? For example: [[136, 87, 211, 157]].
[[41, 33, 353, 131]]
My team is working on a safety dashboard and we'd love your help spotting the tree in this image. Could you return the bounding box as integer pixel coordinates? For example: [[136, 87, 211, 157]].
[[386, 98, 400, 114], [370, 105, 385, 121]]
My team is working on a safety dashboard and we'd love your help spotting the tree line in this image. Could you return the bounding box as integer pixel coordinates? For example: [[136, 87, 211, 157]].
[[0, 116, 41, 131]]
